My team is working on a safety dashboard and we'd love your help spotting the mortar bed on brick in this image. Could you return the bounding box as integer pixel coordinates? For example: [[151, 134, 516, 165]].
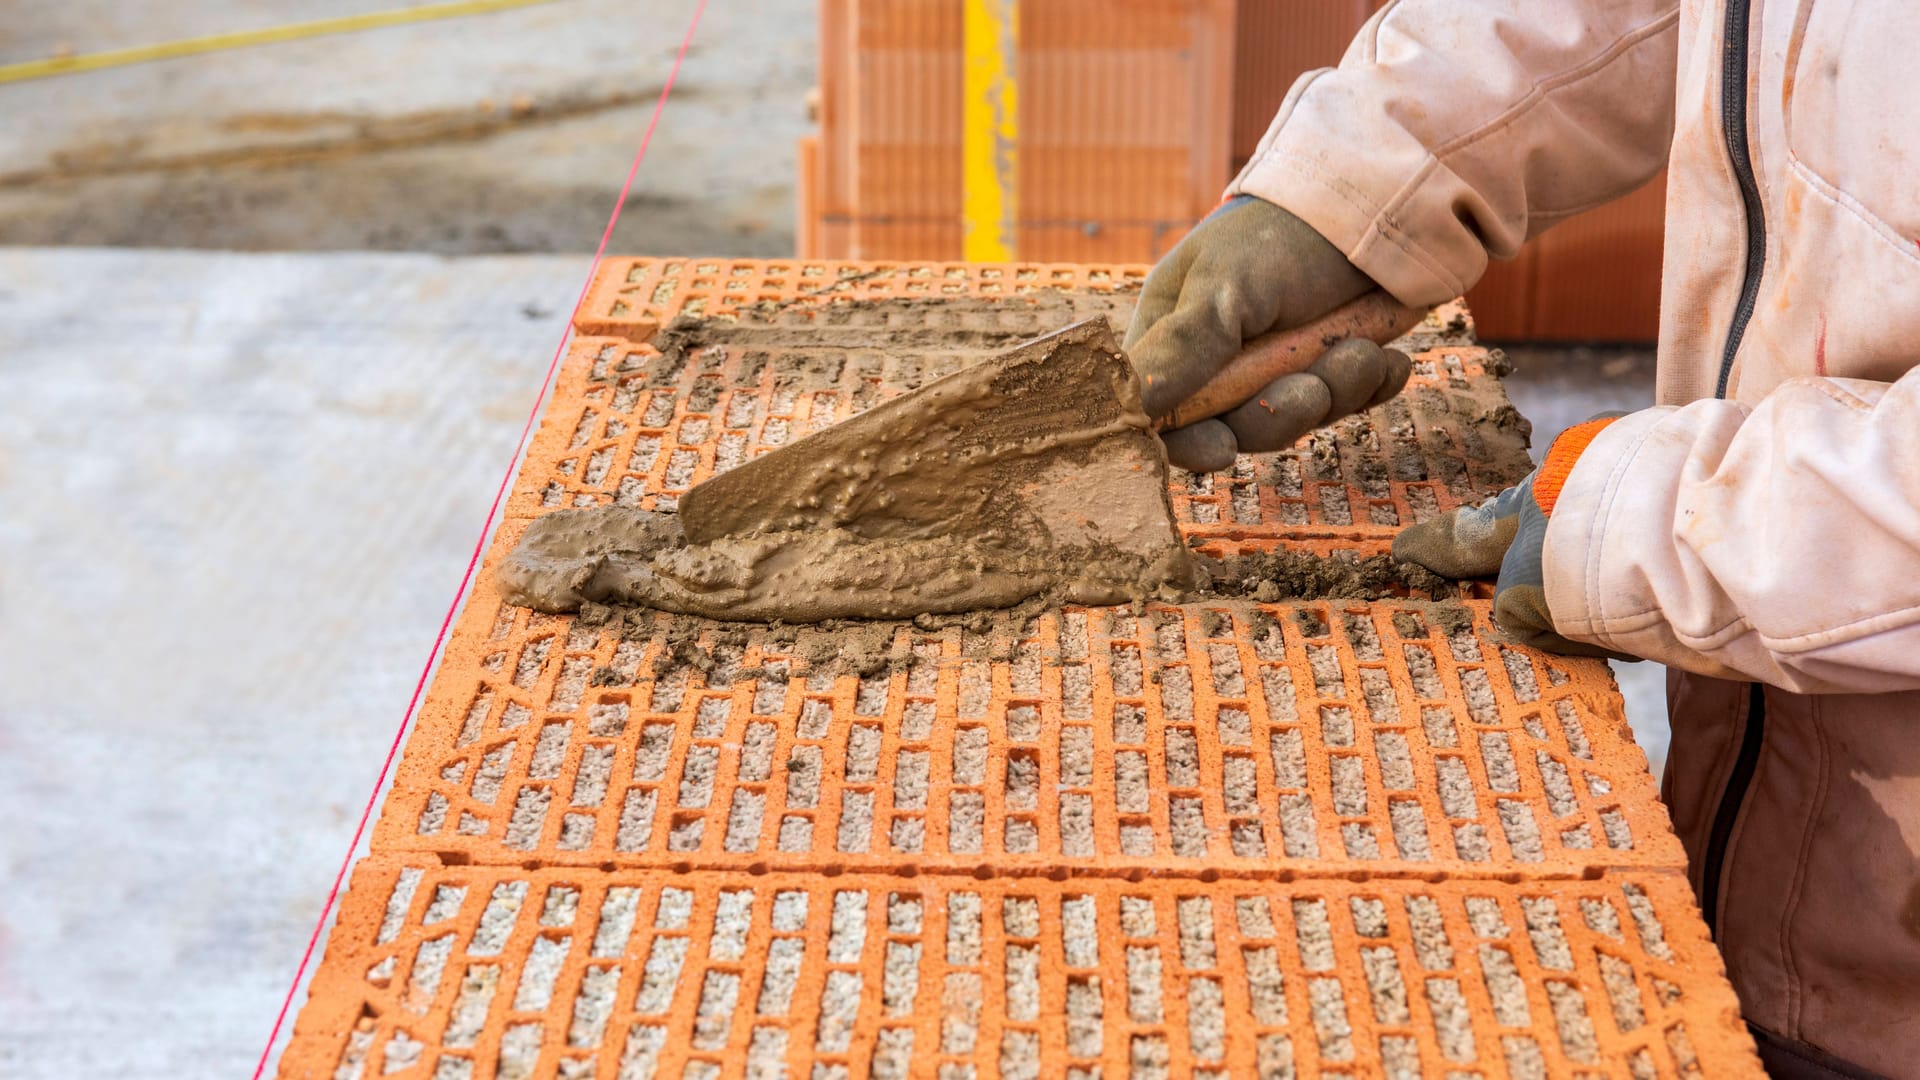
[[512, 283, 1531, 537], [278, 260, 1760, 1079]]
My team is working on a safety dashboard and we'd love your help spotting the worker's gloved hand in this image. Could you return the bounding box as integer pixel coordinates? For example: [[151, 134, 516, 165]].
[[1125, 195, 1411, 473], [1394, 416, 1633, 659]]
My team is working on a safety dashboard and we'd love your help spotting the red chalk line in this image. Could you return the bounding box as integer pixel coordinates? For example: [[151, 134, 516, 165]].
[[249, 2, 710, 1075]]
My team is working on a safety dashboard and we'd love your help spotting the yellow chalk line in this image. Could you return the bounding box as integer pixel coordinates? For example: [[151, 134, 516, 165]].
[[961, 0, 1018, 261], [0, 0, 568, 86]]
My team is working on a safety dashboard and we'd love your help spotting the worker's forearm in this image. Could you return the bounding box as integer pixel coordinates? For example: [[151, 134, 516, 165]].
[[1543, 369, 1920, 694], [1230, 0, 1679, 307]]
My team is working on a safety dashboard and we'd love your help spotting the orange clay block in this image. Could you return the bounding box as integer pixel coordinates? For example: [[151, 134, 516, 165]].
[[573, 258, 1150, 340], [277, 264, 1760, 1078], [376, 586, 1683, 881], [287, 860, 1753, 1080], [1230, 1, 1387, 169], [801, 1, 1234, 263]]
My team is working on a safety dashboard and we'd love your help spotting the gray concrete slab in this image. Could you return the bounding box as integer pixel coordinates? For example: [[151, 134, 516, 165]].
[[0, 246, 583, 1077]]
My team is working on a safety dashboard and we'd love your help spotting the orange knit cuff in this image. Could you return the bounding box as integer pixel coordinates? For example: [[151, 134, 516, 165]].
[[1533, 417, 1619, 516]]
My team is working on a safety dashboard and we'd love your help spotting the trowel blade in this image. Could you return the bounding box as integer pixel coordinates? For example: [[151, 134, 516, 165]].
[[677, 317, 1189, 577]]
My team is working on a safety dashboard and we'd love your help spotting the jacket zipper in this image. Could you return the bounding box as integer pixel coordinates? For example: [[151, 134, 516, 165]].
[[1701, 683, 1767, 937], [1696, 0, 1768, 940], [1716, 0, 1766, 398]]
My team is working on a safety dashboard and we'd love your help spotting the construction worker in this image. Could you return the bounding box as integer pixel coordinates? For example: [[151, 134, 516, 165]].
[[1126, 3, 1920, 1077]]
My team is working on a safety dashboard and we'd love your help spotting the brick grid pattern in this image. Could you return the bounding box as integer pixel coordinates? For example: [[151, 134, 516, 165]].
[[573, 259, 1150, 340], [278, 261, 1759, 1079], [377, 592, 1681, 880], [295, 863, 1748, 1080]]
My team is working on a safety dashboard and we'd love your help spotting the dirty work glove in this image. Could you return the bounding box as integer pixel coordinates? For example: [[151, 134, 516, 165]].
[[1125, 195, 1412, 473], [1393, 416, 1633, 660]]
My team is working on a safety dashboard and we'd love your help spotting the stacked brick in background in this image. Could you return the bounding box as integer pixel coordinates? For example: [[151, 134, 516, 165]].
[[1228, 0, 1384, 172], [279, 261, 1759, 1078], [1462, 176, 1668, 343], [812, 0, 963, 260], [1016, 2, 1235, 262], [806, 0, 1234, 264], [802, 1, 1667, 341]]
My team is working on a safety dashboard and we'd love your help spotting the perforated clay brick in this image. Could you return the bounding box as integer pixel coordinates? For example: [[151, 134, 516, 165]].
[[278, 262, 1760, 1079], [293, 859, 1751, 1080], [574, 259, 1147, 340], [378, 590, 1680, 880]]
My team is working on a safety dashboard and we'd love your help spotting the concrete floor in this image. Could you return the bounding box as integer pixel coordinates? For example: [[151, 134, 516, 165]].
[[0, 3, 1667, 1075], [1, 0, 816, 256], [0, 247, 585, 1077]]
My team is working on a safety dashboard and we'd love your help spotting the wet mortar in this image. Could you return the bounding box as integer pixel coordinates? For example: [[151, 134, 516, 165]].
[[502, 294, 1531, 626], [504, 316, 1204, 621]]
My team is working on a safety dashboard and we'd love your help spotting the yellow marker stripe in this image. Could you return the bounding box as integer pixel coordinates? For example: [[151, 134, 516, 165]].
[[0, 0, 567, 86], [962, 0, 1018, 262]]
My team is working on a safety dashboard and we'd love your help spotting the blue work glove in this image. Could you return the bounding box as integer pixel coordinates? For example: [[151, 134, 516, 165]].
[[1393, 416, 1634, 659]]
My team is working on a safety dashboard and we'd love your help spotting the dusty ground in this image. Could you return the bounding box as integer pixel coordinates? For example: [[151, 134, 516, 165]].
[[0, 247, 584, 1077], [0, 0, 815, 255], [0, 4, 1663, 1076]]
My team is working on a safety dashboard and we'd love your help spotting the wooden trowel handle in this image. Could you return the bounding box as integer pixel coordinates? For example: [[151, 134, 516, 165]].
[[1155, 290, 1429, 431]]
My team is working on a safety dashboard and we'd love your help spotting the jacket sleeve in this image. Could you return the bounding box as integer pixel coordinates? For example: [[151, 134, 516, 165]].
[[1542, 371, 1920, 694], [1229, 0, 1680, 307]]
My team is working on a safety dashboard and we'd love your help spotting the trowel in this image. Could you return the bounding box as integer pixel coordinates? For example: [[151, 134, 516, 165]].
[[500, 290, 1425, 621]]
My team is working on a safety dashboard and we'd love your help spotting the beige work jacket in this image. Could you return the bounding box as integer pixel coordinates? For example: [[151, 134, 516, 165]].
[[1232, 2, 1920, 1074]]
